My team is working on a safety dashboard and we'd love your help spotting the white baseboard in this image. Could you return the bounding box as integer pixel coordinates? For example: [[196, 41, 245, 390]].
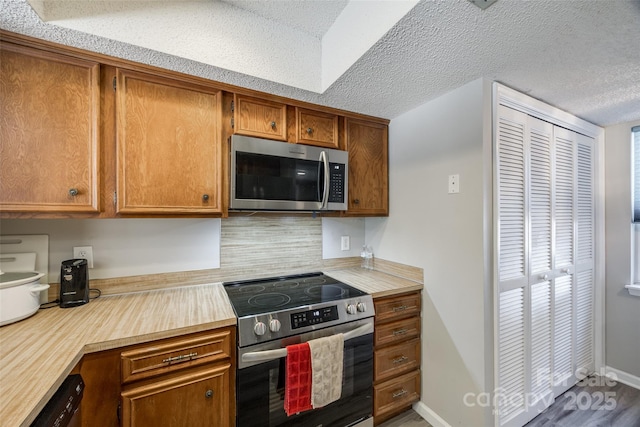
[[605, 365, 640, 390], [412, 401, 451, 427]]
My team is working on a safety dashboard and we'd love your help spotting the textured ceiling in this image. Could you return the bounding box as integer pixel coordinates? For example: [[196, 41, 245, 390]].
[[2, 0, 640, 127], [221, 0, 349, 39]]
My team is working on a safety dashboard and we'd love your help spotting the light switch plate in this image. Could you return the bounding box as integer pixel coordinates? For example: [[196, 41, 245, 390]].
[[448, 174, 460, 194]]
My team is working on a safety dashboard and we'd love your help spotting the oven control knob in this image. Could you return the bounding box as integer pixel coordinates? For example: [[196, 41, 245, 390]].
[[269, 319, 281, 332], [357, 302, 367, 313], [346, 304, 357, 315], [254, 321, 267, 336]]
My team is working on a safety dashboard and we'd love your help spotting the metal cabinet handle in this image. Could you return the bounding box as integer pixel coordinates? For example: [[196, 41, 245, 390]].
[[392, 355, 409, 364], [353, 199, 360, 205], [205, 389, 214, 399], [270, 121, 276, 129], [307, 127, 313, 134], [562, 268, 571, 274], [392, 328, 408, 336], [68, 188, 78, 197], [392, 305, 407, 312], [392, 389, 408, 399], [162, 351, 198, 364], [539, 274, 549, 281], [202, 194, 209, 202]]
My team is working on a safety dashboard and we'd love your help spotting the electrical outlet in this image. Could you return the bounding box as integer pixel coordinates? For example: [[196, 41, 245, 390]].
[[73, 246, 94, 268], [341, 236, 350, 251]]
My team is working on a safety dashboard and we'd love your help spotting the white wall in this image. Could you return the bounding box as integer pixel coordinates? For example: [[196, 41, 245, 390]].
[[0, 217, 363, 283], [604, 120, 640, 378], [367, 78, 493, 426], [0, 218, 221, 282]]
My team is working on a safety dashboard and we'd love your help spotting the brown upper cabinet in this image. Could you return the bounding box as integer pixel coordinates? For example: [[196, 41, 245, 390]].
[[0, 42, 100, 213], [344, 118, 389, 216], [115, 69, 223, 214], [0, 32, 390, 218], [294, 108, 340, 149], [233, 94, 287, 141]]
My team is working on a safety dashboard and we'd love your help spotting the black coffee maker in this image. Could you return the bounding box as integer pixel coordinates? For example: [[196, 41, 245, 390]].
[[60, 259, 89, 308]]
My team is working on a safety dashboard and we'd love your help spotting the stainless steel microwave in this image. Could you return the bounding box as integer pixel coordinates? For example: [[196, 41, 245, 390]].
[[229, 135, 348, 211]]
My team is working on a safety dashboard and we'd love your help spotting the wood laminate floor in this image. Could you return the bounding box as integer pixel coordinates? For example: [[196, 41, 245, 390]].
[[525, 380, 640, 427], [379, 380, 640, 427]]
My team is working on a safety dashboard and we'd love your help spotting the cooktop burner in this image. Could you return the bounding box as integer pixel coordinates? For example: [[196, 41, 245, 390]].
[[223, 272, 367, 317]]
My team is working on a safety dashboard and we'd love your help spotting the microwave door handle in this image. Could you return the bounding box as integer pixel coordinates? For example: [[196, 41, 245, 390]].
[[241, 322, 373, 364], [319, 151, 330, 209]]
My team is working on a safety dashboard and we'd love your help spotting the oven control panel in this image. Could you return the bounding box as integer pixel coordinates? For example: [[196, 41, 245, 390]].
[[291, 306, 339, 329]]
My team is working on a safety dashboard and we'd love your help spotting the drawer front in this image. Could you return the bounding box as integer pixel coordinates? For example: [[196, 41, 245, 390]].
[[375, 316, 420, 347], [374, 338, 420, 382], [373, 370, 420, 418], [122, 329, 232, 384], [296, 108, 339, 148], [374, 293, 421, 323]]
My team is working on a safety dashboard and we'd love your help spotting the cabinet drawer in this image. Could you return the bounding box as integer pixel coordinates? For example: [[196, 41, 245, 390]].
[[234, 95, 287, 141], [373, 370, 420, 418], [295, 108, 339, 148], [374, 338, 420, 382], [375, 316, 420, 347], [374, 292, 421, 323], [121, 329, 231, 384]]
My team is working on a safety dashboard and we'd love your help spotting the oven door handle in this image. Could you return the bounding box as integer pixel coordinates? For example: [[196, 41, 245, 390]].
[[241, 322, 373, 364]]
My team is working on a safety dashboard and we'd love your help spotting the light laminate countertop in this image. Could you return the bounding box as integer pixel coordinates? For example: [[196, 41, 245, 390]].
[[0, 268, 422, 426]]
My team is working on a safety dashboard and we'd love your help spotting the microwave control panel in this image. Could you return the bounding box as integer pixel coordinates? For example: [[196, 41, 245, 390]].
[[328, 163, 346, 203]]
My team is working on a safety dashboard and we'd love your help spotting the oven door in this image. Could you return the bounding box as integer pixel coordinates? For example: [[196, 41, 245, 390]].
[[236, 319, 373, 427]]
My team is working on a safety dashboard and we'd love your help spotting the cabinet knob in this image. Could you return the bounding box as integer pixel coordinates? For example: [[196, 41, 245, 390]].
[[306, 127, 313, 134], [353, 199, 360, 205], [205, 389, 214, 399], [202, 194, 209, 202], [539, 274, 549, 281], [270, 121, 276, 129], [68, 188, 79, 197]]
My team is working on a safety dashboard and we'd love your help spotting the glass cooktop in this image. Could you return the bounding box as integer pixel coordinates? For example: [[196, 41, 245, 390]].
[[223, 272, 367, 317]]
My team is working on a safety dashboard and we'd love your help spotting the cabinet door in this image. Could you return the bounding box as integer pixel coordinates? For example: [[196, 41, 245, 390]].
[[344, 118, 388, 216], [121, 364, 231, 427], [233, 95, 287, 141], [116, 69, 222, 214], [295, 108, 339, 148], [0, 42, 100, 213]]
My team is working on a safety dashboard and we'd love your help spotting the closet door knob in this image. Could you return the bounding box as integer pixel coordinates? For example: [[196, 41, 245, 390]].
[[205, 389, 213, 399]]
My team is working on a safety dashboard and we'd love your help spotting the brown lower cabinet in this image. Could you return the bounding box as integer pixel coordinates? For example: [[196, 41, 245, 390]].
[[75, 327, 235, 427], [120, 364, 230, 427], [373, 292, 421, 425]]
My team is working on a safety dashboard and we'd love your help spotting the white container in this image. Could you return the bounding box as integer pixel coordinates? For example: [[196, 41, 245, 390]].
[[0, 271, 48, 326]]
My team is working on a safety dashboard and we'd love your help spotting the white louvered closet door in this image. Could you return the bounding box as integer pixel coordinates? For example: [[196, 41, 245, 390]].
[[496, 105, 595, 427], [496, 105, 530, 427], [575, 134, 595, 378], [552, 126, 576, 395]]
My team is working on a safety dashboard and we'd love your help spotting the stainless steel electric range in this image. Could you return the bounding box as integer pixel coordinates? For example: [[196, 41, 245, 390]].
[[223, 272, 375, 427]]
